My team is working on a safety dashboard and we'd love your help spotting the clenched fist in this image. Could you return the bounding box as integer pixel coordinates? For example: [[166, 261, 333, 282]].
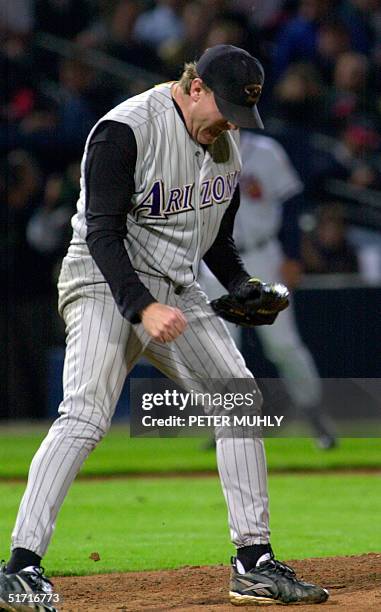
[[140, 303, 187, 343]]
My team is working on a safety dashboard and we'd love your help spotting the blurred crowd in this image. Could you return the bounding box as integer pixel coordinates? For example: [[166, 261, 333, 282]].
[[2, 0, 381, 417]]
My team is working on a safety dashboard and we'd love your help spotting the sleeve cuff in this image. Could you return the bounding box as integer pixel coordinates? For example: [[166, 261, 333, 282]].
[[227, 271, 251, 294], [121, 292, 157, 324]]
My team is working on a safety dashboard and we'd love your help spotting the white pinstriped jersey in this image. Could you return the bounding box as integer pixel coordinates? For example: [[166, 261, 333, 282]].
[[71, 82, 242, 285]]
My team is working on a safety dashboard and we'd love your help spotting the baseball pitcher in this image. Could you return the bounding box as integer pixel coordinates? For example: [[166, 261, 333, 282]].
[[0, 45, 328, 610]]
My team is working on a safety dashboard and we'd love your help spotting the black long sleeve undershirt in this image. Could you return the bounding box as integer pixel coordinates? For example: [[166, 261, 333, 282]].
[[85, 121, 156, 323], [85, 120, 249, 323]]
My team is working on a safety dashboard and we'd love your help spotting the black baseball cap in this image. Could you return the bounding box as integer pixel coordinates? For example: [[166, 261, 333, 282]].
[[196, 44, 264, 129]]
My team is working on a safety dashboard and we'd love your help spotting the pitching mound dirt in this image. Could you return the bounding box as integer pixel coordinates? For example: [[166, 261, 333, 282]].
[[54, 553, 381, 611]]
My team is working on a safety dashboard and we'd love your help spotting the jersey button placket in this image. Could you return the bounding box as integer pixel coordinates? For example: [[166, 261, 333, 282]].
[[192, 147, 203, 278], [193, 150, 211, 277]]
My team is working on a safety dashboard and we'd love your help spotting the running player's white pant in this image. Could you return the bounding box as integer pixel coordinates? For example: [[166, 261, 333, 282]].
[[11, 255, 270, 557], [200, 239, 322, 410]]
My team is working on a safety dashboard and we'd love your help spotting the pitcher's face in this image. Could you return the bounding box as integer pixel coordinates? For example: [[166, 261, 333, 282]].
[[189, 80, 238, 145]]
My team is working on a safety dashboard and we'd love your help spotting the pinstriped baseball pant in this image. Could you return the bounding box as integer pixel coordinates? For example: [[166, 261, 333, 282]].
[[11, 257, 270, 556]]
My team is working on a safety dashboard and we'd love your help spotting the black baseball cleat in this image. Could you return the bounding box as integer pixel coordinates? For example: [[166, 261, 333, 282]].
[[316, 433, 337, 450], [0, 564, 58, 612], [305, 411, 337, 451], [229, 555, 329, 606]]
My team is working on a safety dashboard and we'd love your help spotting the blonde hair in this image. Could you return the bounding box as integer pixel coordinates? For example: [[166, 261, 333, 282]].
[[178, 62, 212, 94]]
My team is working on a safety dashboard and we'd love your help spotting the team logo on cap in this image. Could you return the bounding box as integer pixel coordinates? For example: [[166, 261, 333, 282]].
[[244, 84, 262, 105]]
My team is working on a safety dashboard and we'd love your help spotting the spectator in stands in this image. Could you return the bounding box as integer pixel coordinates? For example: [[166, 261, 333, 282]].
[[133, 0, 185, 50], [0, 33, 35, 126], [1, 65, 60, 169], [26, 162, 81, 260], [316, 19, 352, 84], [58, 56, 116, 121], [325, 51, 372, 133], [159, 0, 210, 78], [330, 116, 381, 185], [267, 63, 330, 188], [232, 0, 286, 29], [272, 62, 326, 130], [272, 0, 335, 79], [1, 151, 55, 419], [16, 56, 98, 166], [302, 203, 359, 274], [161, 4, 262, 78], [2, 51, 98, 170], [338, 0, 379, 55], [78, 0, 163, 73], [0, 0, 34, 37], [75, 0, 117, 49], [350, 163, 381, 190], [204, 10, 262, 58]]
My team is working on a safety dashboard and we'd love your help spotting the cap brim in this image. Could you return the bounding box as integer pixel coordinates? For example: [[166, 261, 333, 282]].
[[214, 93, 264, 129]]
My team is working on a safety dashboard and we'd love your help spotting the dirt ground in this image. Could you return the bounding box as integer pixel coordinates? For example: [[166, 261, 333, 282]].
[[55, 553, 381, 611]]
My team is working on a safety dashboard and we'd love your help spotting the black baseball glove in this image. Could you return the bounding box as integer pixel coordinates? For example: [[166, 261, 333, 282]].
[[210, 277, 290, 327]]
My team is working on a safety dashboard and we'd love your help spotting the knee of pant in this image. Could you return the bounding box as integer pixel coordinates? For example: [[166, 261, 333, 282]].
[[50, 413, 110, 446]]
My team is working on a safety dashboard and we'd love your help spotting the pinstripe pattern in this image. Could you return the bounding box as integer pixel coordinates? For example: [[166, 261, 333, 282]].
[[12, 271, 269, 554], [11, 85, 270, 558], [12, 261, 151, 555], [70, 83, 241, 286], [144, 281, 270, 547]]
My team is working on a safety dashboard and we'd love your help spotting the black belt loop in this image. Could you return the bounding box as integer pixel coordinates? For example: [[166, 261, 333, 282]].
[[163, 276, 185, 294]]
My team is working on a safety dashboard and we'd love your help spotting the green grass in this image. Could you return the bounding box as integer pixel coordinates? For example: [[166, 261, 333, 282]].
[[1, 427, 379, 576], [0, 425, 380, 479], [0, 475, 380, 576]]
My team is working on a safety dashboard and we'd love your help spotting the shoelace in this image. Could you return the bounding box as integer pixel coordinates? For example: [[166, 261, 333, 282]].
[[0, 562, 53, 591], [22, 567, 53, 590], [262, 558, 296, 578]]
